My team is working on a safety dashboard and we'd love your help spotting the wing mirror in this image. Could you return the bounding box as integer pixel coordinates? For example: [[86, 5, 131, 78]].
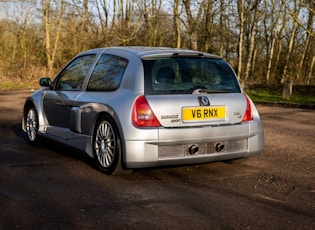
[[39, 78, 52, 87]]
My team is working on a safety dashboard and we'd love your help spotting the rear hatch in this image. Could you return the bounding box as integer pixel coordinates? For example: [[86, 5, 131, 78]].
[[142, 55, 248, 128], [146, 93, 247, 127]]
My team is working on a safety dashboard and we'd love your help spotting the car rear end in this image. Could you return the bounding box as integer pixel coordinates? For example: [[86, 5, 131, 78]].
[[124, 49, 264, 168]]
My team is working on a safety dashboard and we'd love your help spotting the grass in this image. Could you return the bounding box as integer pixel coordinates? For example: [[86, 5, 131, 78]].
[[245, 84, 315, 106], [0, 81, 36, 90]]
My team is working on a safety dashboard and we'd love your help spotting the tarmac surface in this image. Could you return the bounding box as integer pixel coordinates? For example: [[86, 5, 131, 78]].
[[0, 90, 314, 229]]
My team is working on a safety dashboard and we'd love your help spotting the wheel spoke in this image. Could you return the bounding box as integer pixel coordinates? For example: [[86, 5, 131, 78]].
[[105, 152, 112, 166]]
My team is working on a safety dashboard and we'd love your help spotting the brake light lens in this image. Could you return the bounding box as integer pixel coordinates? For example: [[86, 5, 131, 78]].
[[132, 95, 161, 127], [242, 93, 253, 122]]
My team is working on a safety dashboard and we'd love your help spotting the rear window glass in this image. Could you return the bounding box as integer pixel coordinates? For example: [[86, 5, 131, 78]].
[[143, 57, 241, 95]]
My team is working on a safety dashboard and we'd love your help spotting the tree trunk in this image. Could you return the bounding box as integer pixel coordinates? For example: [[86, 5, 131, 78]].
[[237, 0, 245, 81], [266, 36, 276, 83], [244, 2, 259, 82], [281, 21, 297, 83], [219, 0, 224, 57], [51, 1, 64, 69], [266, 1, 282, 83], [281, 0, 299, 83], [250, 48, 257, 84], [307, 56, 315, 85], [274, 10, 286, 83], [183, 0, 205, 50], [43, 0, 52, 74], [173, 0, 181, 48], [203, 0, 213, 52], [296, 1, 314, 83]]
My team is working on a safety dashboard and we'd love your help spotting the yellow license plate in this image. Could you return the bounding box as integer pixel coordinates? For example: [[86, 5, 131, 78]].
[[182, 106, 226, 122]]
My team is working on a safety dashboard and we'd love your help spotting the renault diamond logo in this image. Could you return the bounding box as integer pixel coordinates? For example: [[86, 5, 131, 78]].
[[198, 96, 210, 106]]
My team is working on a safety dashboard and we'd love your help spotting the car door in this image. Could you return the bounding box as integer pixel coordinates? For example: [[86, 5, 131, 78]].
[[42, 54, 96, 130]]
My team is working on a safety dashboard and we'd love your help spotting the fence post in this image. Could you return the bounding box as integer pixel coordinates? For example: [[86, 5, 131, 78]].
[[282, 80, 292, 100]]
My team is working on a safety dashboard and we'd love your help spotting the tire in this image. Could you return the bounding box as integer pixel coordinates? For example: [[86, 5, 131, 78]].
[[25, 105, 39, 145], [93, 115, 122, 175]]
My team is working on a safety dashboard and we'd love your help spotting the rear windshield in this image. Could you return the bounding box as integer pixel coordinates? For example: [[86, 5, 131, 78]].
[[143, 57, 241, 95]]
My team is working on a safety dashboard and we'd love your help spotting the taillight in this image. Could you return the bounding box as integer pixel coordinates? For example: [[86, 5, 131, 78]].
[[242, 93, 253, 122], [132, 95, 161, 127]]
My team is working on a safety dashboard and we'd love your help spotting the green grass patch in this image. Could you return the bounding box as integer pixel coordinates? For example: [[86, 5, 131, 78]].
[[245, 84, 315, 105], [0, 81, 35, 90]]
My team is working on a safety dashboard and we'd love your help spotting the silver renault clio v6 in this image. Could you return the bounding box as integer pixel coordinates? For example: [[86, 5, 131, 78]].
[[22, 47, 264, 174]]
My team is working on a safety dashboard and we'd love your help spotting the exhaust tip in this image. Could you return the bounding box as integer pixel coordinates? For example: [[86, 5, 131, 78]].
[[215, 143, 225, 152], [189, 145, 199, 154]]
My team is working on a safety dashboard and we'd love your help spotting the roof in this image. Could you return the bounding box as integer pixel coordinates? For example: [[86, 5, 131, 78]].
[[81, 46, 222, 59]]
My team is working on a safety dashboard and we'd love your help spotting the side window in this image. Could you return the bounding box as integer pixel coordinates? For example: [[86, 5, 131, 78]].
[[87, 54, 128, 91], [55, 54, 96, 91]]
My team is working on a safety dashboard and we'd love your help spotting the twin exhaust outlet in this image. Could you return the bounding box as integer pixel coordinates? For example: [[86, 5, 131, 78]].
[[188, 143, 225, 155]]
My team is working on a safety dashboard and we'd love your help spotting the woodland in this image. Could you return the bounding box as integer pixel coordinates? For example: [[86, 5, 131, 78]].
[[0, 0, 314, 89]]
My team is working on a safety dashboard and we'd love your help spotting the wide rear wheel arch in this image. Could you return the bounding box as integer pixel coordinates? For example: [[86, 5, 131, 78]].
[[92, 113, 124, 174]]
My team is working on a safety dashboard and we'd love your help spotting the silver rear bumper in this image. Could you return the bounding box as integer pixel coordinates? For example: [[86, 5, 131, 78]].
[[124, 121, 264, 168]]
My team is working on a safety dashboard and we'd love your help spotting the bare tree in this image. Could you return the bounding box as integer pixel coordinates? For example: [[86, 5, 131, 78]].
[[244, 0, 260, 82], [142, 0, 170, 46], [42, 0, 65, 75], [0, 0, 315, 87], [183, 0, 206, 50]]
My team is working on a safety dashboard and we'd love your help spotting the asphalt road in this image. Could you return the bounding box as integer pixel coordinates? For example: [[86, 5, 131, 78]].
[[0, 91, 314, 229]]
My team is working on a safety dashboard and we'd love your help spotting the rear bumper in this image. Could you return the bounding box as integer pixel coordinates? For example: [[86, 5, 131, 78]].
[[124, 121, 264, 168]]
